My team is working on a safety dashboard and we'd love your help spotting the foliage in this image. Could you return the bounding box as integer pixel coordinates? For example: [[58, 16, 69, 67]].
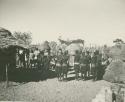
[[113, 38, 124, 44], [43, 41, 50, 50], [49, 41, 57, 55], [13, 31, 32, 45]]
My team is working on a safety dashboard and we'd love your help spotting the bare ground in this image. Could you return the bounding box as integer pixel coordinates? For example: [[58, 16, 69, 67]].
[[0, 77, 111, 102]]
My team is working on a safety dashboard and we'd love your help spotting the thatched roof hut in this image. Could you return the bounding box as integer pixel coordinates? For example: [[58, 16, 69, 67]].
[[103, 44, 125, 83], [66, 44, 82, 55], [0, 27, 11, 37], [58, 38, 84, 46], [29, 41, 51, 52], [0, 27, 28, 49], [0, 27, 28, 64], [108, 44, 125, 61]]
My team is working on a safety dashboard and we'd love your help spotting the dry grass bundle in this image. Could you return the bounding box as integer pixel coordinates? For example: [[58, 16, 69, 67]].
[[103, 60, 125, 83]]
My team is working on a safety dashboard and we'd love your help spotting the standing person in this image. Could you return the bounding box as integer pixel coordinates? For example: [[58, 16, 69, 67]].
[[91, 51, 97, 81], [80, 51, 87, 80], [43, 50, 51, 79], [55, 49, 63, 81], [84, 51, 91, 78], [74, 50, 80, 80], [96, 50, 102, 80], [101, 54, 109, 79], [29, 50, 35, 68], [25, 50, 29, 68], [37, 51, 44, 70], [62, 50, 69, 81], [19, 50, 25, 68], [34, 48, 40, 68]]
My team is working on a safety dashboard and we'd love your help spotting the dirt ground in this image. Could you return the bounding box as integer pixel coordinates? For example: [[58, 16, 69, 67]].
[[0, 75, 111, 102]]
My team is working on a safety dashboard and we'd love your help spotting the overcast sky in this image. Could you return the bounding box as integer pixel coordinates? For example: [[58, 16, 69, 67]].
[[0, 0, 125, 46]]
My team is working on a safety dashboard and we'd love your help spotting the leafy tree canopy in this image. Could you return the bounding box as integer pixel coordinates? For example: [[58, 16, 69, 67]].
[[13, 31, 32, 45]]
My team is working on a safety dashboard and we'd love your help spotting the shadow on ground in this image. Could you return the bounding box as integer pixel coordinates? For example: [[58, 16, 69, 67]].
[[6, 69, 57, 82]]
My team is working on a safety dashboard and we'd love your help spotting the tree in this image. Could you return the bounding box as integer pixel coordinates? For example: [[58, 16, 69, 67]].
[[49, 41, 57, 55], [113, 38, 124, 44], [13, 31, 32, 45], [113, 38, 124, 49], [43, 41, 51, 51]]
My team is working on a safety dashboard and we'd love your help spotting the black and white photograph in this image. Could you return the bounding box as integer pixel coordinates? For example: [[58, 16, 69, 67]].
[[0, 0, 125, 102]]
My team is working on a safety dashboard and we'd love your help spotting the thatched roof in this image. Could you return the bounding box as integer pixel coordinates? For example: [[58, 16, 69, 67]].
[[66, 44, 82, 55], [58, 38, 84, 46], [0, 27, 28, 49], [0, 27, 12, 37], [103, 60, 125, 83], [108, 44, 125, 60]]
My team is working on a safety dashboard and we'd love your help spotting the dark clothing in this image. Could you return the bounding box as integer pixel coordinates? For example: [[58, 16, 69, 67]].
[[91, 55, 97, 64], [37, 54, 44, 69], [74, 54, 80, 63], [43, 55, 51, 78], [74, 64, 80, 80], [84, 55, 91, 65], [55, 54, 63, 80], [84, 54, 91, 77], [96, 54, 102, 80], [62, 55, 69, 74], [91, 55, 97, 79], [62, 55, 69, 65], [74, 54, 80, 80], [56, 55, 63, 65], [43, 55, 51, 70], [80, 55, 86, 64], [80, 55, 87, 79]]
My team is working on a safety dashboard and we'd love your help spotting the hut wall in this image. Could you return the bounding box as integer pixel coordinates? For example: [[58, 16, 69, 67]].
[[0, 47, 16, 80]]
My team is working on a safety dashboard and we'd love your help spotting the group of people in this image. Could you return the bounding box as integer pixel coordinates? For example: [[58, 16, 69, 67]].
[[18, 47, 110, 81], [29, 48, 51, 78], [51, 48, 110, 81], [74, 50, 110, 81]]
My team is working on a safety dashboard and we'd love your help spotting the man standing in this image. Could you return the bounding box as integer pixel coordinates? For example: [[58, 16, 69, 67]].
[[43, 50, 51, 79], [55, 49, 63, 81], [84, 51, 91, 79], [96, 50, 102, 80], [62, 51, 69, 80], [74, 50, 80, 80], [80, 51, 87, 80], [91, 51, 97, 81], [34, 48, 40, 68]]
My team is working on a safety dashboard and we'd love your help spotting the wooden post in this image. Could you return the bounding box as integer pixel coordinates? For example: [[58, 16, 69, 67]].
[[5, 64, 9, 88]]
